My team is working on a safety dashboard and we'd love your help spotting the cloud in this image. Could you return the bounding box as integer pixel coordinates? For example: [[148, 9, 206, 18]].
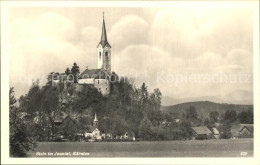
[[10, 12, 76, 44], [149, 8, 253, 58], [9, 12, 86, 97], [109, 15, 149, 52]]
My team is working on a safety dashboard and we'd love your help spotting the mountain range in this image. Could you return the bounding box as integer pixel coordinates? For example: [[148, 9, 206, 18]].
[[161, 90, 253, 106], [161, 101, 253, 119]]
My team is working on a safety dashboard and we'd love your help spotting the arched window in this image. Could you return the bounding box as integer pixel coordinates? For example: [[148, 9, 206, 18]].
[[99, 52, 101, 59], [105, 52, 108, 56]]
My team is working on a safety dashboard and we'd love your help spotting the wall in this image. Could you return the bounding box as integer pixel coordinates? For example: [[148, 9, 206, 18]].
[[94, 79, 110, 96]]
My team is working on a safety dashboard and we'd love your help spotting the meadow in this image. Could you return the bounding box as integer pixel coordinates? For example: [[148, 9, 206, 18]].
[[29, 139, 253, 157]]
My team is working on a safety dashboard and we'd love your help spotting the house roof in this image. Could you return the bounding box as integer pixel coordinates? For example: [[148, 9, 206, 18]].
[[231, 124, 254, 137], [240, 124, 253, 132], [86, 126, 99, 133], [191, 126, 212, 135]]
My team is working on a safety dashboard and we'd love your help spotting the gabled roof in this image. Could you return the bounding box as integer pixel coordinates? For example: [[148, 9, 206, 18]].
[[191, 126, 212, 135], [231, 124, 254, 137], [80, 68, 110, 79]]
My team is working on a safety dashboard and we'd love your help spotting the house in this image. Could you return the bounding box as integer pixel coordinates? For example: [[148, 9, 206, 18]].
[[239, 124, 253, 138], [212, 127, 220, 139], [85, 126, 102, 141], [57, 116, 78, 141], [231, 124, 253, 139], [101, 133, 113, 140], [191, 126, 213, 140]]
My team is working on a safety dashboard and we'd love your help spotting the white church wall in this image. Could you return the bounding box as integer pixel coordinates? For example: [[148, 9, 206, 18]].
[[78, 78, 95, 84]]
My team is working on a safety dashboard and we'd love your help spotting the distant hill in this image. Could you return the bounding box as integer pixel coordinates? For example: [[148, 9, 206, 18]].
[[162, 90, 253, 106], [161, 101, 253, 119], [161, 96, 224, 106]]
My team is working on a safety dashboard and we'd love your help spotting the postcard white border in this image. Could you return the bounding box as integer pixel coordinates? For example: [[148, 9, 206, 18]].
[[1, 1, 259, 165]]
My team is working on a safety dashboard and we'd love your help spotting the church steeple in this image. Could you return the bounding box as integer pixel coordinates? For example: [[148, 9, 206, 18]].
[[97, 12, 111, 73], [93, 112, 98, 127], [98, 12, 111, 48]]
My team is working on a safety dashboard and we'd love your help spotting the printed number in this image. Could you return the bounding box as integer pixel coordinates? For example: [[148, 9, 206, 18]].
[[240, 152, 247, 156]]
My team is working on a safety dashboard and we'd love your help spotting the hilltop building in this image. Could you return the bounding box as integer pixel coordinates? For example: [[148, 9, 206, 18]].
[[78, 13, 111, 95], [50, 13, 112, 96]]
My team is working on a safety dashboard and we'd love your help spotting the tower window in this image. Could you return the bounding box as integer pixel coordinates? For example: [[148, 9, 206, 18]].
[[99, 52, 101, 59], [105, 52, 108, 56], [98, 80, 99, 84]]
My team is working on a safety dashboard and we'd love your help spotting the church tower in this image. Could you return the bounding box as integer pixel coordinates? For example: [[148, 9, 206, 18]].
[[97, 13, 111, 73], [93, 112, 98, 127]]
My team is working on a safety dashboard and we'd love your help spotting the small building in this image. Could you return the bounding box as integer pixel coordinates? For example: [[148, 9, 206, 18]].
[[212, 127, 220, 139], [191, 126, 212, 140], [84, 112, 102, 141], [231, 124, 253, 139], [85, 126, 102, 140], [101, 133, 113, 140]]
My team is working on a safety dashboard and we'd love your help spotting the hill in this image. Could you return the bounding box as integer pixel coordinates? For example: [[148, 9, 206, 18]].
[[162, 90, 253, 106], [161, 101, 253, 119]]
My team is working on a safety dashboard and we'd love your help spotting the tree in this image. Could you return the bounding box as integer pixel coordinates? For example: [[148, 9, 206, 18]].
[[71, 62, 80, 83], [41, 85, 61, 141], [65, 68, 71, 75], [139, 116, 153, 140], [10, 87, 34, 157], [219, 122, 232, 139], [209, 111, 219, 123], [223, 110, 237, 123], [238, 110, 253, 124], [185, 106, 198, 120], [139, 83, 149, 111]]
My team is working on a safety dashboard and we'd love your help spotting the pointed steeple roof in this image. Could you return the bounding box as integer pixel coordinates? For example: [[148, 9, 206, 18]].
[[97, 12, 111, 48], [94, 112, 98, 122]]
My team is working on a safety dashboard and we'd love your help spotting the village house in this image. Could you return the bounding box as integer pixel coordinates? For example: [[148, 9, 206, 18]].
[[230, 124, 253, 139], [191, 126, 213, 140], [212, 127, 220, 139]]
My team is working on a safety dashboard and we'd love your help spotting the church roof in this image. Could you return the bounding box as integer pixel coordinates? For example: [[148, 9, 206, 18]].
[[80, 68, 110, 79], [86, 126, 99, 133], [97, 13, 111, 48]]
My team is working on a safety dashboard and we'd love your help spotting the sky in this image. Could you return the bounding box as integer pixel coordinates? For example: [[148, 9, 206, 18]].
[[9, 6, 253, 101]]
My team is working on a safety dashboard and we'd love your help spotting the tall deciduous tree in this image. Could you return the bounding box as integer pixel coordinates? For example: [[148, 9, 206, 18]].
[[65, 68, 71, 75], [139, 116, 153, 140], [10, 87, 34, 157], [71, 62, 80, 83]]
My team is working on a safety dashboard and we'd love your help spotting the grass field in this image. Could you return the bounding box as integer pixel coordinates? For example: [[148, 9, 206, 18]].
[[29, 139, 253, 157]]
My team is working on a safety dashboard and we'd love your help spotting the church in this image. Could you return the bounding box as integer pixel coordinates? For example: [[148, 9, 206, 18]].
[[77, 14, 112, 95]]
